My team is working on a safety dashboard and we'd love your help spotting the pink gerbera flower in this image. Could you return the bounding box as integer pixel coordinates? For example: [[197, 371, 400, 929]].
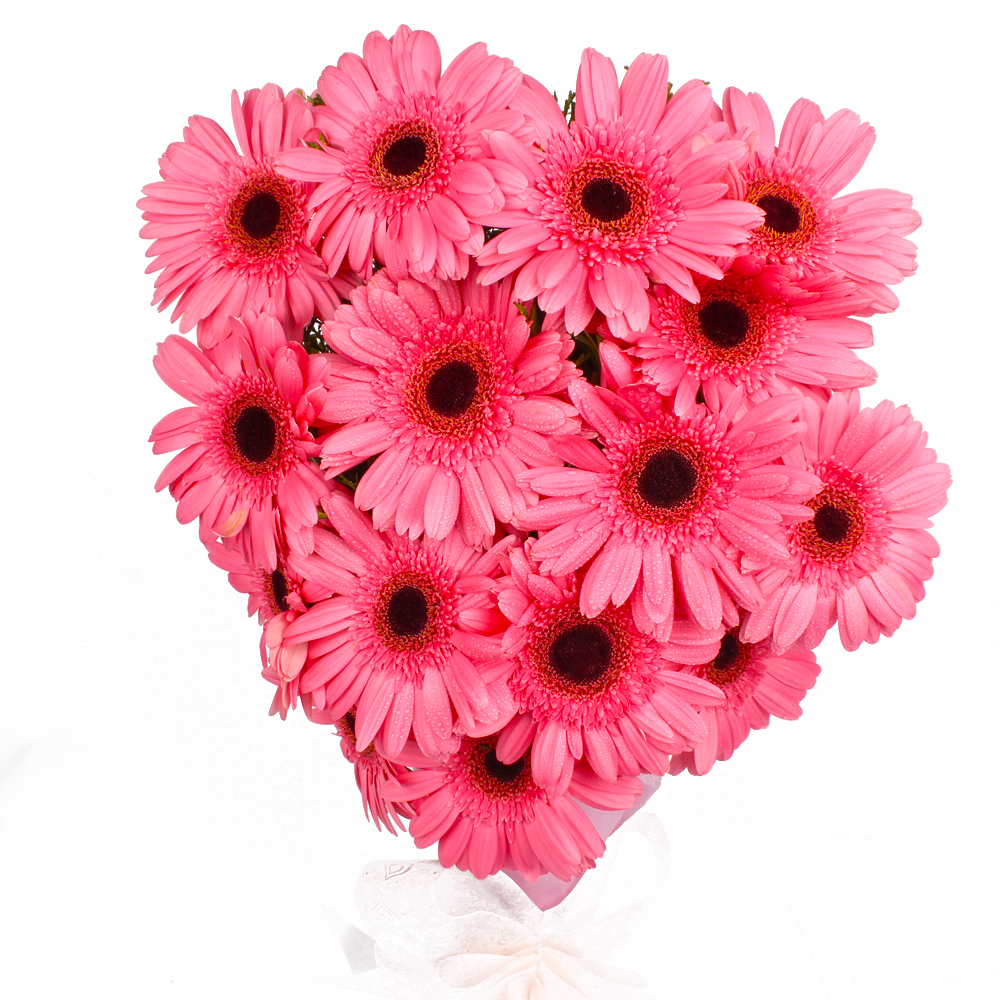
[[493, 541, 724, 788], [202, 522, 370, 719], [386, 733, 642, 880], [202, 521, 339, 624], [275, 26, 528, 283], [202, 526, 312, 716], [150, 309, 331, 570], [477, 50, 763, 336], [518, 381, 820, 639], [721, 88, 920, 313], [331, 710, 436, 834], [318, 268, 580, 546], [628, 264, 877, 414], [669, 623, 820, 775], [742, 390, 950, 652], [138, 85, 344, 348], [279, 489, 515, 757]]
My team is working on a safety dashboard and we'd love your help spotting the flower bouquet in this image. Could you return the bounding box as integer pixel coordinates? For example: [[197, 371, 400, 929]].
[[140, 23, 950, 991]]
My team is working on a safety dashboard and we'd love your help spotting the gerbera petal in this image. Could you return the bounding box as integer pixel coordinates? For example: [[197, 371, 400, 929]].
[[424, 468, 462, 539], [678, 551, 723, 631], [575, 48, 621, 128], [619, 53, 671, 135]]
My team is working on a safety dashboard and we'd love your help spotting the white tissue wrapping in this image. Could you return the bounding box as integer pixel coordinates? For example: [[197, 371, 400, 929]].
[[333, 810, 669, 999]]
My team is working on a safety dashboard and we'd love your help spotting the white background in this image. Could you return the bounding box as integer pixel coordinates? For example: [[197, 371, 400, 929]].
[[1, 1, 997, 997]]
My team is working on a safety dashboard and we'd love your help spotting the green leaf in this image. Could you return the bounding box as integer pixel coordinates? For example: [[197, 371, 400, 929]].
[[562, 90, 576, 123], [570, 331, 602, 386], [334, 456, 377, 492]]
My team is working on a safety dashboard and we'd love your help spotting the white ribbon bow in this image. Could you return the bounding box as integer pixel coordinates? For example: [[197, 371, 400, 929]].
[[334, 812, 669, 999]]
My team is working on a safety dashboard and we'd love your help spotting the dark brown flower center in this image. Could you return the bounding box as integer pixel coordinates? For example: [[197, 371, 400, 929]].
[[700, 628, 752, 687], [383, 135, 427, 177], [233, 405, 277, 463], [385, 585, 429, 637], [270, 570, 290, 613], [580, 177, 632, 223], [796, 485, 866, 566], [756, 194, 800, 234], [549, 622, 614, 684], [339, 710, 370, 755], [240, 191, 282, 239], [698, 299, 750, 348], [712, 631, 741, 672], [483, 748, 525, 782], [637, 449, 698, 508], [425, 360, 479, 418], [813, 503, 852, 543]]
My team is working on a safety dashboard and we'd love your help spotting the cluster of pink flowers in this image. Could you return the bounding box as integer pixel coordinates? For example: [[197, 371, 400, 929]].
[[143, 27, 950, 883]]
